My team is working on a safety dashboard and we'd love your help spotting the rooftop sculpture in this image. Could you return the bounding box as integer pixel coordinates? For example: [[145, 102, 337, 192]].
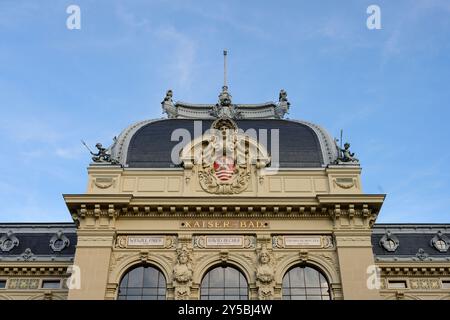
[[160, 51, 291, 120], [82, 140, 119, 165]]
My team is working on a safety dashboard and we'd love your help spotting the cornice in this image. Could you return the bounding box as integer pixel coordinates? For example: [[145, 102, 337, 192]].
[[0, 263, 71, 276], [63, 194, 383, 226], [376, 263, 450, 277], [317, 194, 386, 205]]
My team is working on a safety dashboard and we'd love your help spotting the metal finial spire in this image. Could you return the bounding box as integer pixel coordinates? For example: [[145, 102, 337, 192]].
[[223, 49, 228, 88], [217, 50, 232, 108]]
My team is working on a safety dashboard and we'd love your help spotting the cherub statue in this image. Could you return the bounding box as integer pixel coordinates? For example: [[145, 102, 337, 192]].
[[91, 143, 108, 162], [82, 141, 119, 164], [337, 142, 359, 163]]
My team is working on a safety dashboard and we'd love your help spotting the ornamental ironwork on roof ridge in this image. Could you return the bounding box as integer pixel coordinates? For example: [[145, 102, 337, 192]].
[[372, 224, 450, 234], [175, 101, 277, 108], [161, 88, 290, 120]]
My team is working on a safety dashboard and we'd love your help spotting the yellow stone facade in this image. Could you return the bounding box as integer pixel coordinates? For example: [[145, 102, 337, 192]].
[[62, 160, 386, 300], [1, 101, 449, 301]]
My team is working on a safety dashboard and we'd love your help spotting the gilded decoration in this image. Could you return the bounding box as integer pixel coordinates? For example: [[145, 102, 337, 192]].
[[180, 118, 270, 194]]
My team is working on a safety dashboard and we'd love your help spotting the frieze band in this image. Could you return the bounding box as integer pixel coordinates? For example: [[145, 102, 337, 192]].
[[115, 235, 177, 249], [193, 235, 256, 249], [272, 235, 334, 249], [180, 220, 269, 229]]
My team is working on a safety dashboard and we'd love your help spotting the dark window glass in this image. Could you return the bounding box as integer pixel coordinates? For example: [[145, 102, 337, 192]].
[[201, 266, 248, 300], [282, 266, 331, 300], [118, 265, 166, 300], [41, 280, 61, 289], [0, 280, 6, 289]]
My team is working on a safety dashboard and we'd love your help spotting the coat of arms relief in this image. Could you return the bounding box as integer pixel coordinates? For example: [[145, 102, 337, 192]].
[[180, 118, 270, 194]]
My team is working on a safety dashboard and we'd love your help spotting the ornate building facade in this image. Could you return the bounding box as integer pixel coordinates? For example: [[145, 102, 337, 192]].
[[1, 87, 449, 300]]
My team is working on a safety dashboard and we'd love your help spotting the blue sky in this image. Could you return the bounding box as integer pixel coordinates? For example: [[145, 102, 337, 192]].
[[0, 0, 449, 223]]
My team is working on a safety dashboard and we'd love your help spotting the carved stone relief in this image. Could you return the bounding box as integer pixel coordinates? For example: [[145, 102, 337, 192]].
[[173, 245, 194, 300], [255, 245, 275, 300], [0, 231, 19, 252]]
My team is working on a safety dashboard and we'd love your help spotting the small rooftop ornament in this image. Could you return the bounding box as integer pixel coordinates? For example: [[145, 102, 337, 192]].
[[82, 140, 119, 165], [210, 50, 242, 119], [274, 89, 290, 119], [161, 89, 178, 118], [334, 130, 359, 164], [338, 142, 359, 163], [159, 50, 291, 120]]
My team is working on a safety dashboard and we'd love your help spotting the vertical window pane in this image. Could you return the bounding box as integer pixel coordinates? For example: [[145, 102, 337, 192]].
[[118, 265, 166, 300], [290, 267, 305, 287], [282, 266, 330, 300], [128, 267, 144, 287], [143, 268, 158, 287], [304, 267, 320, 287], [201, 266, 248, 300], [119, 274, 129, 288], [209, 268, 223, 287]]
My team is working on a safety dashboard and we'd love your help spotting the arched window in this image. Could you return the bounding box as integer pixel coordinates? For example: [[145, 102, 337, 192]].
[[282, 265, 330, 300], [201, 265, 248, 300], [118, 265, 166, 300]]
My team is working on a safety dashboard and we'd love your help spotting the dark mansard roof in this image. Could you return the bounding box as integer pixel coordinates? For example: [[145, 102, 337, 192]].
[[371, 224, 450, 262], [109, 118, 338, 169], [0, 223, 76, 262]]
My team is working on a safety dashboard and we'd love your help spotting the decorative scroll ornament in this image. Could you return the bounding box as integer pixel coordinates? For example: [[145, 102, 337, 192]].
[[181, 118, 270, 194], [21, 248, 35, 261], [334, 177, 355, 189], [173, 245, 194, 300], [0, 230, 19, 252], [430, 231, 449, 253], [416, 248, 429, 261], [49, 230, 70, 252], [93, 177, 116, 189], [379, 231, 399, 252]]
